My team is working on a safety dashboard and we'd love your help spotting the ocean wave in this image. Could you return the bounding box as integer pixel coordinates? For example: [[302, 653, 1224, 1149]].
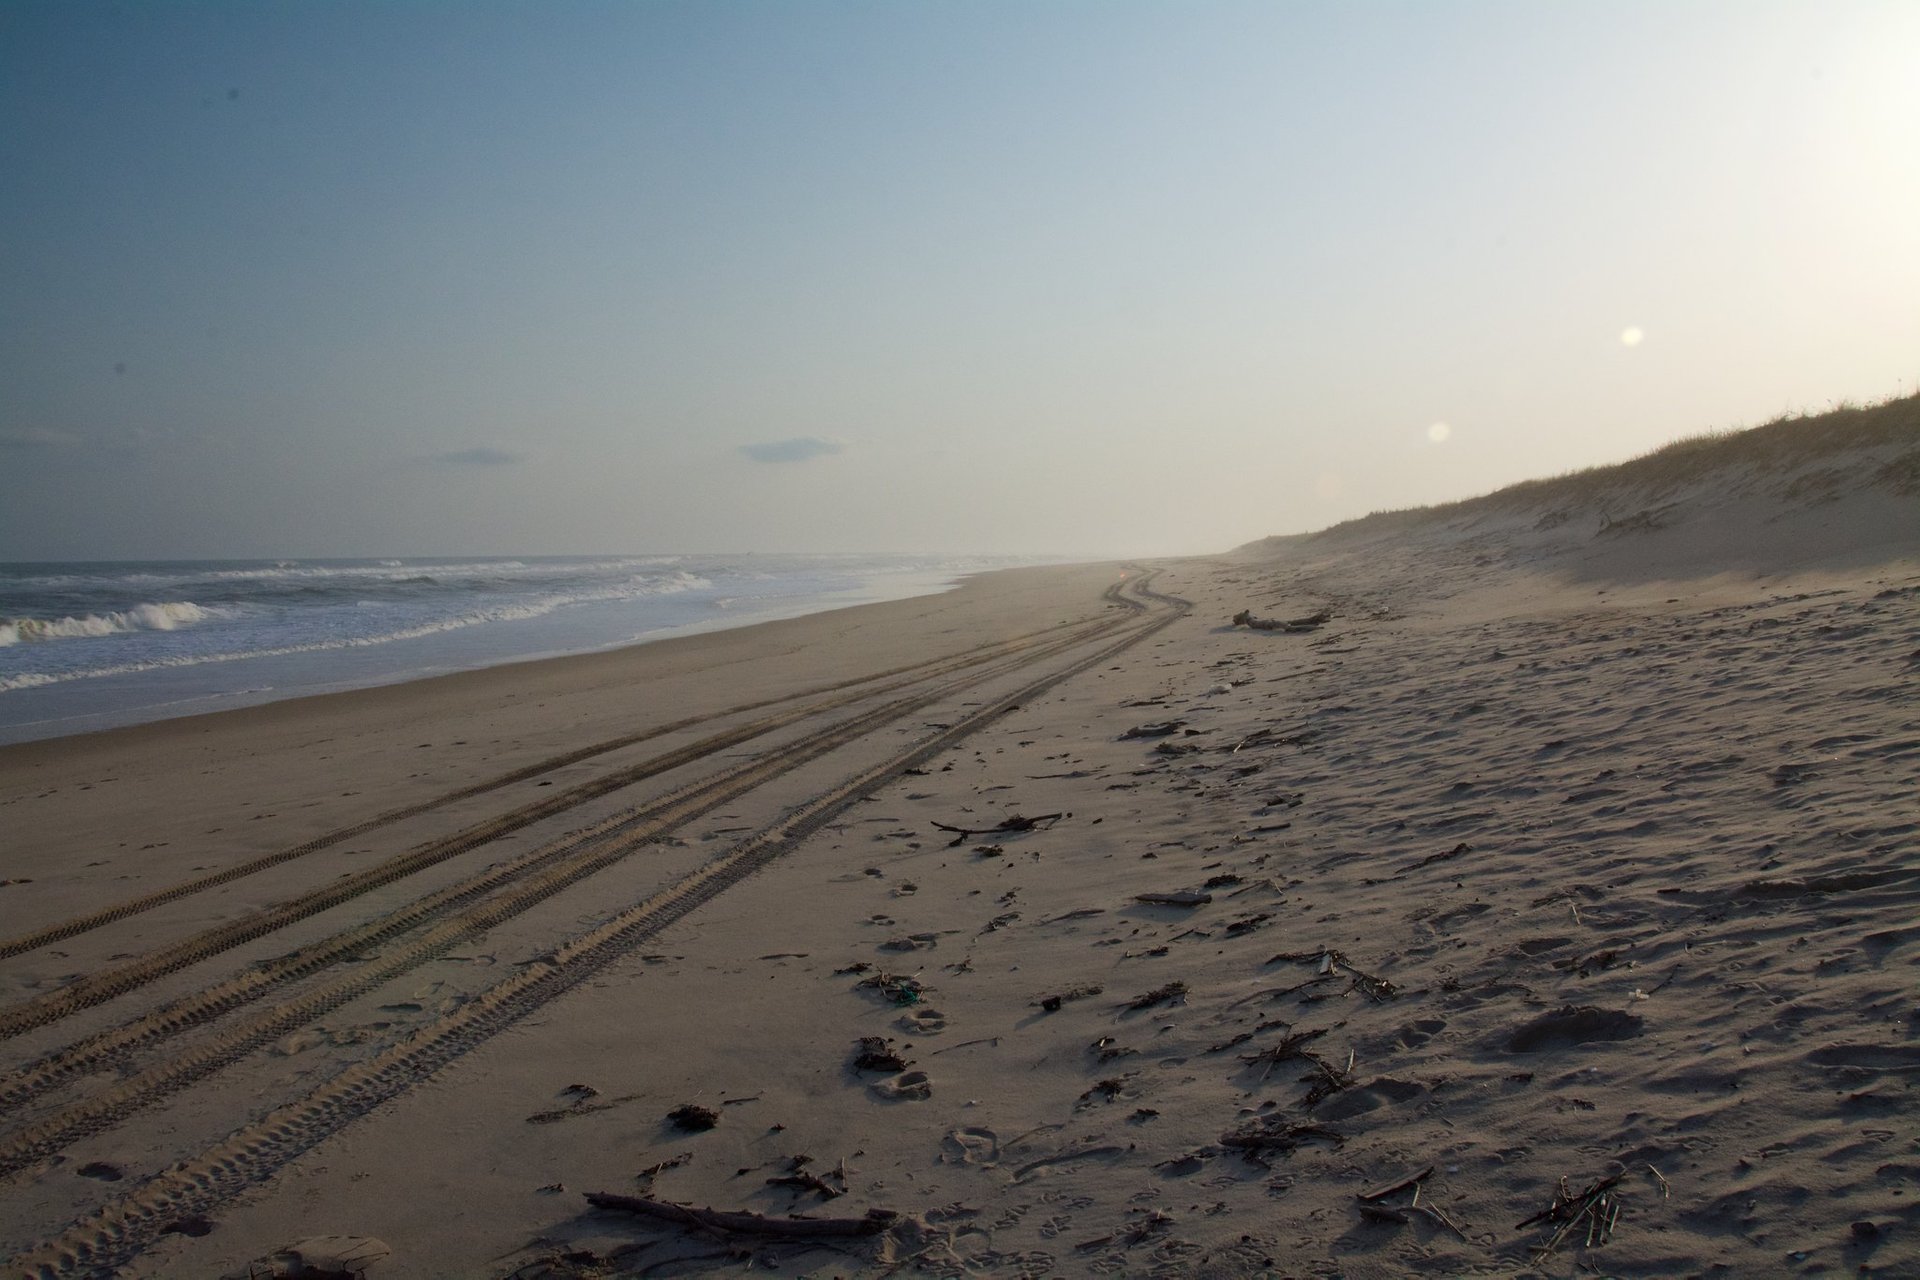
[[195, 560, 531, 583], [0, 573, 713, 691], [0, 602, 219, 646]]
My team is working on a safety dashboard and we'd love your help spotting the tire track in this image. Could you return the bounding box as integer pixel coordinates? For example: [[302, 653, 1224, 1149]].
[[7, 575, 1184, 1279], [0, 616, 1124, 1041], [0, 617, 1094, 962], [0, 611, 1133, 1117], [0, 672, 1001, 1174]]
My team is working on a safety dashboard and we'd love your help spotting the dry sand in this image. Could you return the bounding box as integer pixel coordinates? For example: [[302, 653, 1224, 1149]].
[[1, 413, 1916, 1279]]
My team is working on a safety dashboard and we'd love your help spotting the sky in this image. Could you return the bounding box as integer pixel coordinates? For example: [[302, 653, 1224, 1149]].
[[2, 1, 1916, 561]]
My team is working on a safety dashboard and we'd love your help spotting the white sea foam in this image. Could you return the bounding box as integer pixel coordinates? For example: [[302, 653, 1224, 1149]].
[[0, 573, 712, 691], [0, 602, 218, 646]]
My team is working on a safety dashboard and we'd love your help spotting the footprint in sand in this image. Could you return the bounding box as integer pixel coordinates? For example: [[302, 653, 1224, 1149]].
[[269, 1029, 327, 1057], [223, 1236, 390, 1280], [1393, 1017, 1447, 1049], [870, 1070, 932, 1101], [942, 1125, 1001, 1166], [899, 1006, 948, 1034], [1504, 1005, 1644, 1053]]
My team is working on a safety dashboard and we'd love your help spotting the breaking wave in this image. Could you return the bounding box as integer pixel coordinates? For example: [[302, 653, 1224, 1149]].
[[0, 602, 218, 646], [0, 574, 711, 692]]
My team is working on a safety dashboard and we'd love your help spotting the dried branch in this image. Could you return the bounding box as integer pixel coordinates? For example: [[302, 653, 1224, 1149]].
[[584, 1192, 898, 1238], [930, 813, 1065, 846]]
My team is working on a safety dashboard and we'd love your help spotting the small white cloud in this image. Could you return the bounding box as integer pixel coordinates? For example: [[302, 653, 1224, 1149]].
[[0, 427, 84, 449], [1619, 326, 1645, 347], [740, 437, 845, 464], [1427, 421, 1452, 444], [424, 447, 526, 466]]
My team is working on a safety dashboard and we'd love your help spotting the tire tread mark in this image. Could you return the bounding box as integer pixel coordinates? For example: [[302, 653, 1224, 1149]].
[[2, 589, 1154, 1116], [0, 618, 1093, 961], [0, 617, 1123, 1114], [8, 575, 1181, 1279], [0, 619, 1122, 1040]]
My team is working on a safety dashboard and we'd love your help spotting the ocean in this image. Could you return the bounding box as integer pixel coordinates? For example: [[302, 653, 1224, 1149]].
[[0, 553, 1054, 745]]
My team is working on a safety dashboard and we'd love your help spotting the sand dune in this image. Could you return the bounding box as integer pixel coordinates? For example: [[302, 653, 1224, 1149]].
[[1, 401, 1915, 1277]]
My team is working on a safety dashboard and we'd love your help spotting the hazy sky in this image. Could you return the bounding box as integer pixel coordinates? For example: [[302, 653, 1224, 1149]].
[[3, 1, 1915, 560]]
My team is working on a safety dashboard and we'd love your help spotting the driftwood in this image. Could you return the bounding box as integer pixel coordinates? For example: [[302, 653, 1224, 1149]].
[[1352, 1166, 1470, 1240], [930, 813, 1064, 846], [1300, 1047, 1357, 1107], [1398, 841, 1471, 875], [1359, 1165, 1434, 1202], [1232, 609, 1329, 633], [767, 1155, 847, 1200], [584, 1192, 899, 1238], [1268, 947, 1400, 1002], [1218, 1116, 1344, 1155], [1134, 890, 1212, 908], [1121, 981, 1188, 1011], [1239, 1026, 1331, 1085], [1515, 1171, 1625, 1258]]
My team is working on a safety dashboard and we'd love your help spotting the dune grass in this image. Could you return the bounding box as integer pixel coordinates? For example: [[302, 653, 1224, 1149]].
[[1265, 392, 1919, 548]]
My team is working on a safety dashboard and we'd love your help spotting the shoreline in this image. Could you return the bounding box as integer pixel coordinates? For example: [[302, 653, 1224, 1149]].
[[0, 559, 1051, 749], [0, 561, 1114, 764]]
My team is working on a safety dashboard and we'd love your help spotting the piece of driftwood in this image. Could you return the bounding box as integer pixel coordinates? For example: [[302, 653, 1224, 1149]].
[[636, 1153, 692, 1180], [1359, 1166, 1434, 1202], [584, 1192, 898, 1238], [930, 813, 1065, 846], [1268, 947, 1400, 1002], [1120, 720, 1187, 739], [1298, 1047, 1357, 1107], [1134, 890, 1212, 907], [1354, 1164, 1471, 1238], [1413, 1202, 1470, 1240], [1231, 609, 1329, 633], [1515, 1171, 1625, 1259], [1218, 1117, 1344, 1155], [1038, 907, 1105, 925], [767, 1155, 845, 1200], [1240, 1026, 1332, 1085], [1122, 981, 1188, 1011], [1399, 842, 1471, 875]]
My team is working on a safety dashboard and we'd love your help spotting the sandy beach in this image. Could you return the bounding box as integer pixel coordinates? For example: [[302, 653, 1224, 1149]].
[[2, 406, 1917, 1278]]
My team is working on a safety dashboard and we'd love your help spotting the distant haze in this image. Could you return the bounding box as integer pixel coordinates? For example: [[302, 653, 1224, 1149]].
[[3, 1, 1915, 560]]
